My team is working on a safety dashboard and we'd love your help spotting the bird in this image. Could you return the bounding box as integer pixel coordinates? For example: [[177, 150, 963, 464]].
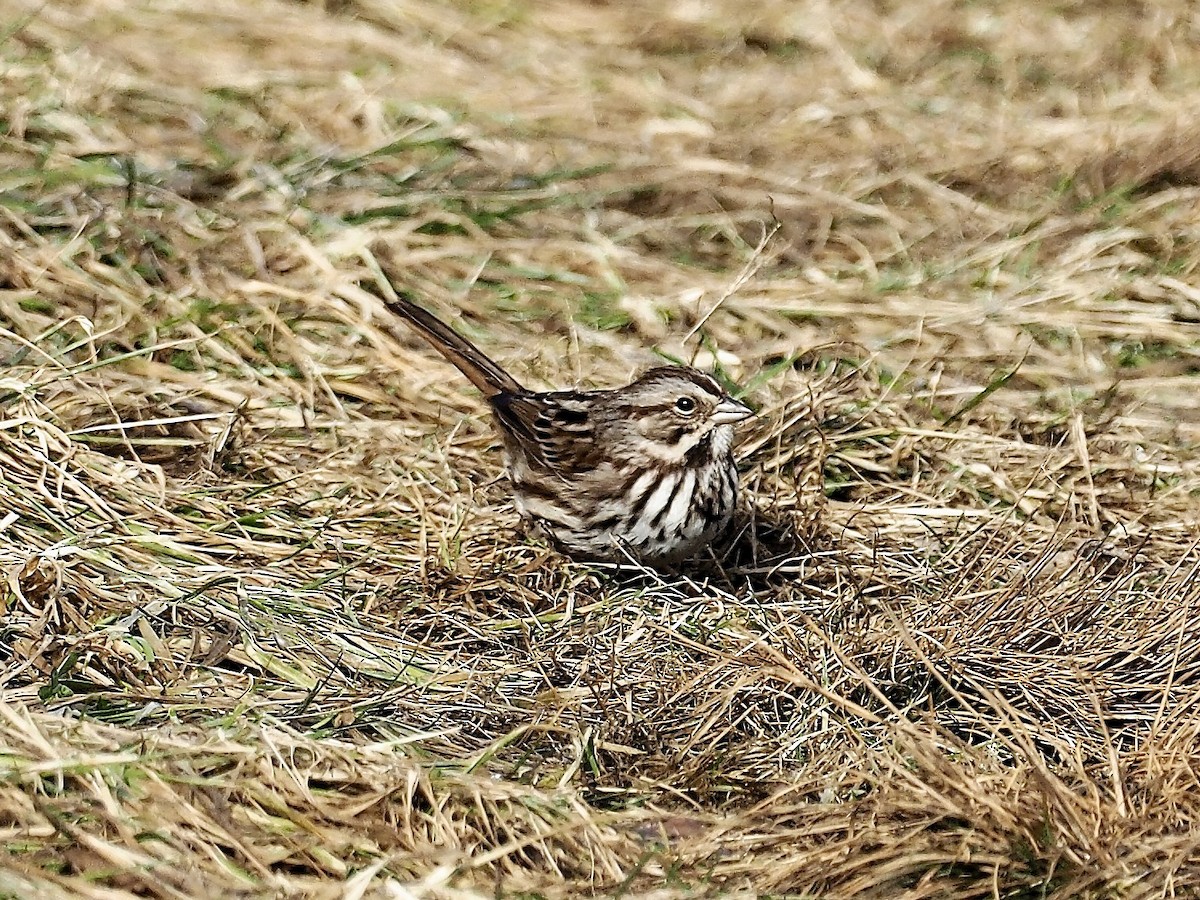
[[377, 288, 753, 564]]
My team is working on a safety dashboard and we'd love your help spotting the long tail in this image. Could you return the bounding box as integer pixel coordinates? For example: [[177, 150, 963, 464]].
[[372, 286, 523, 398]]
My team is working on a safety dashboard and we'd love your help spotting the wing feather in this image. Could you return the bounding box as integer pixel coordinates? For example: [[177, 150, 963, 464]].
[[491, 392, 604, 474]]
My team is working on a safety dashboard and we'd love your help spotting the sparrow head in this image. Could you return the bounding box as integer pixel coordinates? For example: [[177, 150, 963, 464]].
[[599, 366, 753, 464]]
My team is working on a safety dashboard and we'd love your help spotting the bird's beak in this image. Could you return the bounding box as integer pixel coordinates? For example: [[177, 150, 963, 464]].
[[712, 396, 755, 425]]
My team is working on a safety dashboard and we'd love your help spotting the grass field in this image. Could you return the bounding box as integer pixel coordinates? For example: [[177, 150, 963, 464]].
[[3, 1, 1200, 896]]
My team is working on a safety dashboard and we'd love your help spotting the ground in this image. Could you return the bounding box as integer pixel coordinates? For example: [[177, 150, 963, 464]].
[[2, 1, 1200, 897]]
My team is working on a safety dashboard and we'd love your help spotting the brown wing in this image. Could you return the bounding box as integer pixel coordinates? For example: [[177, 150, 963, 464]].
[[372, 287, 523, 398], [491, 391, 606, 475]]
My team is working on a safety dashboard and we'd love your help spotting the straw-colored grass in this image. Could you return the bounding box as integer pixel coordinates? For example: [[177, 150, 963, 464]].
[[3, 0, 1200, 896]]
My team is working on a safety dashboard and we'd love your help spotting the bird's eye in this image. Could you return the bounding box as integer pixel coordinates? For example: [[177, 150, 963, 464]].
[[674, 396, 696, 414]]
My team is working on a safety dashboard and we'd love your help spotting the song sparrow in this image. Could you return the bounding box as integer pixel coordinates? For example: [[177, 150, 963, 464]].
[[379, 290, 753, 563]]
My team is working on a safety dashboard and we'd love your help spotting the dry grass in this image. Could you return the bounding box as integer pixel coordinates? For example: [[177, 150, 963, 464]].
[[2, 0, 1200, 896]]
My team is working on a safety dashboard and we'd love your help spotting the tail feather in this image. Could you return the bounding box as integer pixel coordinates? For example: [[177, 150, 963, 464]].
[[376, 289, 523, 398]]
